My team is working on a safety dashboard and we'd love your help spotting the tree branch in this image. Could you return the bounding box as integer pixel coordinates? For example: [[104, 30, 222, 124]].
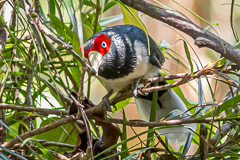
[[12, 144, 69, 160], [1, 104, 240, 139], [12, 140, 75, 150], [1, 65, 238, 117], [119, 0, 240, 66], [142, 65, 240, 93], [91, 115, 240, 128], [0, 103, 69, 116], [2, 117, 76, 148]]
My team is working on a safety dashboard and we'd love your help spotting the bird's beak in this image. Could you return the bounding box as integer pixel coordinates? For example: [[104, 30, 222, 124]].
[[88, 51, 103, 76]]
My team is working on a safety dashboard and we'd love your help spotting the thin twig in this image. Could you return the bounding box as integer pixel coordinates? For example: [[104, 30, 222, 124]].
[[90, 115, 240, 128], [2, 117, 76, 148], [35, 74, 73, 107], [31, 10, 95, 75], [24, 42, 37, 106], [13, 144, 69, 160], [12, 141, 75, 150], [43, 35, 79, 92], [154, 131, 173, 156], [0, 103, 69, 116], [142, 65, 240, 93]]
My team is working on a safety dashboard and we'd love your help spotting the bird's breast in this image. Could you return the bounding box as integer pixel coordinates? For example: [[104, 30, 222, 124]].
[[98, 52, 155, 92]]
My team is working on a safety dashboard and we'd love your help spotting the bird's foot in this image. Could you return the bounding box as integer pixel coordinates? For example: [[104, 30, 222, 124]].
[[133, 78, 142, 97], [137, 88, 148, 96], [102, 89, 114, 112]]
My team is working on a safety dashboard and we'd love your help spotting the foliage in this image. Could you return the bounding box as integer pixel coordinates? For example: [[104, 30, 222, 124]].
[[0, 0, 240, 159]]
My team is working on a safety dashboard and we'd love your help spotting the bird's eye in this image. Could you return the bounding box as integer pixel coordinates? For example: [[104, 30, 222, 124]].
[[101, 42, 107, 48]]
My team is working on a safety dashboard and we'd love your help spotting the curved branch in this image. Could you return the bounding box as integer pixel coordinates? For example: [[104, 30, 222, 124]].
[[119, 0, 240, 66]]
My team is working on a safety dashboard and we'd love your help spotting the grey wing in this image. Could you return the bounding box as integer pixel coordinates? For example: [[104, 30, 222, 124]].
[[124, 25, 165, 68], [148, 37, 165, 68]]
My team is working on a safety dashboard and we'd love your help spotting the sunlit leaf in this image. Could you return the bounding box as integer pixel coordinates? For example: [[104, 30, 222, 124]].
[[183, 40, 193, 76], [113, 97, 132, 113], [35, 117, 77, 146], [119, 3, 144, 30], [49, 0, 56, 15]]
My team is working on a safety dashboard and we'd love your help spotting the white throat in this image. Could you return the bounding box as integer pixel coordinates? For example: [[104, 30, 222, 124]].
[[88, 51, 103, 75]]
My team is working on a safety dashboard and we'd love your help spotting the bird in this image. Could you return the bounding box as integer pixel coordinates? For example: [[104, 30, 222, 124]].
[[81, 25, 196, 145]]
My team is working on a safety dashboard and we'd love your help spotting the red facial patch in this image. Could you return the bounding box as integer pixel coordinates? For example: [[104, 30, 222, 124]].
[[89, 34, 111, 56], [79, 45, 90, 58], [80, 34, 111, 59]]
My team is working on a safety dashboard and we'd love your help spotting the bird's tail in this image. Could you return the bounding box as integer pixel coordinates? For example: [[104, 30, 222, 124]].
[[135, 82, 196, 146]]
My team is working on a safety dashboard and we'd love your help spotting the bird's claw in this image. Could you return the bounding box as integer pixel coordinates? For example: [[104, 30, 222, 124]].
[[133, 78, 142, 97], [102, 96, 112, 112], [137, 89, 147, 96], [101, 89, 114, 112], [133, 87, 138, 97]]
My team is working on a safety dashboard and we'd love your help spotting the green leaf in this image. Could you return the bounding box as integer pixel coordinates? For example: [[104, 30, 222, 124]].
[[113, 97, 132, 114], [95, 126, 175, 159], [217, 58, 228, 67], [119, 2, 145, 30], [83, 23, 94, 41], [72, 32, 81, 55], [104, 1, 118, 12], [101, 0, 106, 14], [146, 82, 158, 147], [202, 95, 240, 118], [63, 0, 76, 29], [121, 109, 129, 159], [0, 120, 40, 158], [183, 40, 193, 76], [35, 117, 77, 146], [123, 148, 152, 160], [71, 33, 81, 85], [35, 141, 55, 160], [23, 138, 55, 160], [48, 14, 73, 41], [216, 95, 240, 115], [49, 0, 56, 15], [4, 44, 14, 50], [0, 145, 27, 160]]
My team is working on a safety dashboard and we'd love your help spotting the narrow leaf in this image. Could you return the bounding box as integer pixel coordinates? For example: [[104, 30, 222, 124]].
[[121, 109, 129, 158], [146, 82, 158, 147], [49, 0, 56, 15], [183, 40, 193, 76]]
